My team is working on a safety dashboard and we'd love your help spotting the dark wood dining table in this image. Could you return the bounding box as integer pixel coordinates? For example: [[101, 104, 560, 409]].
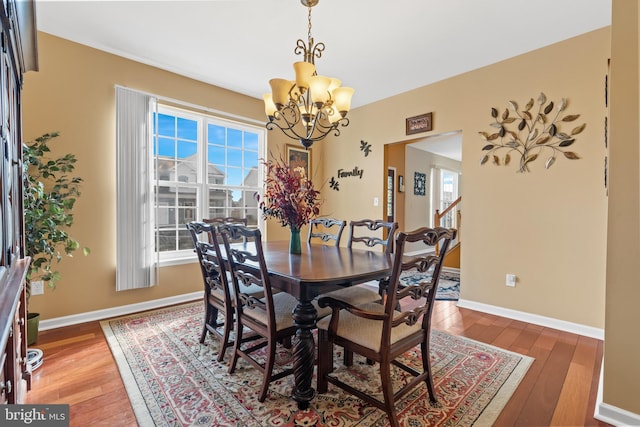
[[234, 240, 393, 409]]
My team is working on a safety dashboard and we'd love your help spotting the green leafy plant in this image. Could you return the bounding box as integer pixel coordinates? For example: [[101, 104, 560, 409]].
[[479, 93, 586, 172], [23, 132, 89, 299]]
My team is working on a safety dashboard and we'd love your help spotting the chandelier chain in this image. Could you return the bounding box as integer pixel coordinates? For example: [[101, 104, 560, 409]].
[[307, 6, 313, 45]]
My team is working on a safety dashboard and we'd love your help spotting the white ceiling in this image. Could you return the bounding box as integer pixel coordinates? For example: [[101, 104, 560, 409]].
[[34, 0, 611, 159]]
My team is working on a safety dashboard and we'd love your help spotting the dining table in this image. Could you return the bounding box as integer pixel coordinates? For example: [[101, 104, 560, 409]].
[[233, 240, 393, 410]]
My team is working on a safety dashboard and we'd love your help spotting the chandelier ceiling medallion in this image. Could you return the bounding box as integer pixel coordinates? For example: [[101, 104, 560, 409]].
[[263, 0, 354, 149]]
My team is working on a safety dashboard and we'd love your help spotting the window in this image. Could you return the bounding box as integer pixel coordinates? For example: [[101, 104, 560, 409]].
[[153, 105, 264, 260], [434, 168, 459, 228]]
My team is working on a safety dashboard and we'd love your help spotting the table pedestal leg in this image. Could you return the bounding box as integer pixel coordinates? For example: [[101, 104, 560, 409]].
[[291, 299, 316, 409]]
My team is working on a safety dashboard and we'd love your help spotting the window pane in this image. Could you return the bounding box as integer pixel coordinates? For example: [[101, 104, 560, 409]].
[[157, 113, 175, 137], [178, 230, 193, 250], [156, 159, 174, 181], [227, 128, 242, 148], [244, 150, 258, 169], [227, 148, 242, 168], [243, 167, 258, 186], [227, 168, 242, 186], [177, 117, 197, 140], [244, 132, 259, 151], [157, 137, 175, 158], [208, 164, 225, 185], [208, 145, 225, 165], [177, 140, 197, 159], [208, 124, 225, 145]]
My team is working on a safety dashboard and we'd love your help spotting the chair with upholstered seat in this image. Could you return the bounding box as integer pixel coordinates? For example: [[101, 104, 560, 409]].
[[308, 217, 346, 246], [186, 221, 262, 362], [220, 224, 330, 402], [317, 219, 399, 365], [316, 227, 456, 427], [317, 219, 398, 310]]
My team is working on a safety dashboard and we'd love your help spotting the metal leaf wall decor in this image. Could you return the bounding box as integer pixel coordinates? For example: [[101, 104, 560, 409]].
[[478, 93, 586, 173]]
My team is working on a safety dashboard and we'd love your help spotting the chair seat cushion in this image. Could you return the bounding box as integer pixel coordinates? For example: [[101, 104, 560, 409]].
[[243, 292, 332, 330], [316, 303, 422, 352], [317, 284, 381, 306]]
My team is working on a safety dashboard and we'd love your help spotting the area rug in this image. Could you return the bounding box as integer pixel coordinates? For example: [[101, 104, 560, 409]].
[[401, 268, 460, 301], [101, 302, 532, 427]]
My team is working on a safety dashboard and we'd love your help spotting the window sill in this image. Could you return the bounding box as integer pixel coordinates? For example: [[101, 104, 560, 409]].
[[157, 255, 197, 268]]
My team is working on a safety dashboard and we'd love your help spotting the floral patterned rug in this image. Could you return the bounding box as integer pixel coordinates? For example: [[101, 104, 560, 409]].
[[400, 268, 460, 301], [101, 302, 531, 427]]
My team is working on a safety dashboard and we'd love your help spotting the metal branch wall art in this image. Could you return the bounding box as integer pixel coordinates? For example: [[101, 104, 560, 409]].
[[479, 93, 586, 173]]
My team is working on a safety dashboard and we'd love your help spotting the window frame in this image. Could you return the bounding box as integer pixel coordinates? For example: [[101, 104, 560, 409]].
[[153, 105, 265, 264]]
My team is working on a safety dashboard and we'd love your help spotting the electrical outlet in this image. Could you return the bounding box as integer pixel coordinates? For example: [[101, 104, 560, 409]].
[[31, 280, 44, 295], [505, 274, 516, 287]]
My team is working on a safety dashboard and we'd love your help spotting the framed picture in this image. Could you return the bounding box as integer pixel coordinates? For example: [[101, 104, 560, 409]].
[[414, 172, 426, 196], [287, 145, 311, 179], [406, 112, 433, 135]]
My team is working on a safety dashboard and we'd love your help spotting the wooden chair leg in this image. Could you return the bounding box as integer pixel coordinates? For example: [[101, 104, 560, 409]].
[[201, 303, 218, 344], [343, 349, 353, 366], [421, 340, 437, 403], [228, 313, 242, 374], [217, 318, 232, 363], [259, 337, 277, 402], [379, 361, 399, 427], [317, 329, 332, 393]]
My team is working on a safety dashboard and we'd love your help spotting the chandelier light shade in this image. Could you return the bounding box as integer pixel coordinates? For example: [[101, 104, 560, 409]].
[[264, 0, 354, 149]]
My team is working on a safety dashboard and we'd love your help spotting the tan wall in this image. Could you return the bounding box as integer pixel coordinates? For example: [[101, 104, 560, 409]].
[[22, 33, 310, 319], [603, 0, 640, 414], [322, 28, 609, 329]]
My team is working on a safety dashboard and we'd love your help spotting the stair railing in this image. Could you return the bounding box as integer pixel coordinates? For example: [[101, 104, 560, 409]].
[[434, 195, 461, 253]]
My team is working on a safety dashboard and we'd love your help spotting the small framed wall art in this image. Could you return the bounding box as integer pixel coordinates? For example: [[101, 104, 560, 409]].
[[287, 144, 311, 179], [414, 172, 426, 196]]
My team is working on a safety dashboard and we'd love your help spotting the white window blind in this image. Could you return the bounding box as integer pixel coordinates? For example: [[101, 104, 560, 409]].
[[116, 86, 157, 291]]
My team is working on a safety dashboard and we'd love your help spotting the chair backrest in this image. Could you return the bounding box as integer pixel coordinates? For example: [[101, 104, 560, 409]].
[[186, 221, 231, 303], [382, 227, 457, 343], [203, 217, 248, 226], [308, 218, 346, 246], [347, 219, 398, 255], [203, 217, 248, 243], [218, 224, 276, 326]]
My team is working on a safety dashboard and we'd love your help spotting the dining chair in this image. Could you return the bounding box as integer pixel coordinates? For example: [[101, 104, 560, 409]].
[[186, 221, 262, 362], [220, 224, 331, 402], [317, 219, 398, 314], [307, 217, 346, 246], [316, 226, 457, 427], [317, 219, 399, 365]]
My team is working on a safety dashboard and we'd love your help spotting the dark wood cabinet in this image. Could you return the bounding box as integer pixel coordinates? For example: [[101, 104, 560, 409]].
[[0, 0, 37, 404]]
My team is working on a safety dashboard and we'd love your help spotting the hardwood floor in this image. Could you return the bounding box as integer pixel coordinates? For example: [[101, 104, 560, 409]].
[[25, 300, 610, 427]]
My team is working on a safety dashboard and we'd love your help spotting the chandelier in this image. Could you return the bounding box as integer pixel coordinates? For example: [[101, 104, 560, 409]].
[[263, 0, 354, 149]]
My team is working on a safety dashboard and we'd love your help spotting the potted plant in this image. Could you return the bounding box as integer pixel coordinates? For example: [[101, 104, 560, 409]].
[[23, 132, 89, 345]]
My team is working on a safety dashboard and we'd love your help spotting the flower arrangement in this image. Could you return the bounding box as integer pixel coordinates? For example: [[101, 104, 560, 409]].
[[257, 155, 320, 231]]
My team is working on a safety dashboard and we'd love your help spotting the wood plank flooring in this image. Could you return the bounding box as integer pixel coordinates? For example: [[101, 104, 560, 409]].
[[25, 300, 610, 426]]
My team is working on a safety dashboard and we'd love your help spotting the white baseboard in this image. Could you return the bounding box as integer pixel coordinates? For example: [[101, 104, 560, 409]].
[[595, 401, 640, 426], [38, 291, 202, 331], [594, 358, 640, 426], [456, 298, 604, 340]]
